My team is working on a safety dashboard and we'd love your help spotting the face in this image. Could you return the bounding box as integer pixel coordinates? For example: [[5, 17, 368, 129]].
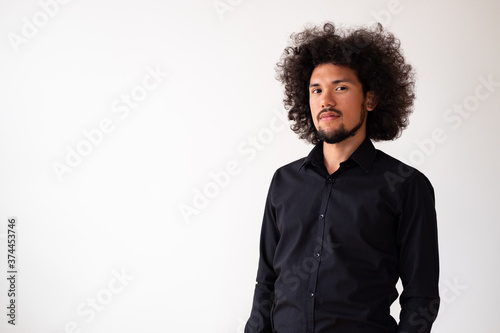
[[309, 63, 376, 144]]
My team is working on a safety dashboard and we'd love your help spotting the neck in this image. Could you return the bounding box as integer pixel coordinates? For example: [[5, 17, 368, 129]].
[[322, 132, 366, 174]]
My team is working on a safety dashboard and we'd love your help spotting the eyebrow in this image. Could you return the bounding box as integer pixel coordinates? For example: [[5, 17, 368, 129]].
[[309, 79, 351, 88]]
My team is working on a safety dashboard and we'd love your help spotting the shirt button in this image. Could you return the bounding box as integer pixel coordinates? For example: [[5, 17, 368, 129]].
[[327, 178, 333, 183], [309, 292, 315, 297], [315, 252, 321, 258], [319, 214, 324, 219]]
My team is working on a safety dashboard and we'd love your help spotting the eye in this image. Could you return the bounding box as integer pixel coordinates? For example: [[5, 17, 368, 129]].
[[335, 86, 347, 91], [311, 88, 321, 94]]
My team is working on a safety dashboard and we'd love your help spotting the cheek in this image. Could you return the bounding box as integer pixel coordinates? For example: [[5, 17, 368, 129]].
[[308, 97, 314, 109], [310, 98, 320, 113], [346, 94, 364, 107], [310, 105, 319, 122]]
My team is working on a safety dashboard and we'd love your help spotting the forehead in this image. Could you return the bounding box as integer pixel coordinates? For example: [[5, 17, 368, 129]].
[[309, 63, 360, 84]]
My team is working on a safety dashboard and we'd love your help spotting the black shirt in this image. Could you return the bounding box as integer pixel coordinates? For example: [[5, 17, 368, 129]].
[[244, 139, 440, 333]]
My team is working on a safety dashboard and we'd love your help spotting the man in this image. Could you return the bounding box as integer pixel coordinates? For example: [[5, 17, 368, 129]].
[[244, 23, 440, 333]]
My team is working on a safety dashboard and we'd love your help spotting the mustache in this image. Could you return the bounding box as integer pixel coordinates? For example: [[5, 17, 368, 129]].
[[317, 107, 342, 121]]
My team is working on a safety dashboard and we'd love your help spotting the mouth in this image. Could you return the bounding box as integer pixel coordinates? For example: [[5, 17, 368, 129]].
[[318, 110, 341, 122]]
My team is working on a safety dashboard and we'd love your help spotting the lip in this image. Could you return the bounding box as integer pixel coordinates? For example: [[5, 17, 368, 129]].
[[319, 112, 340, 121]]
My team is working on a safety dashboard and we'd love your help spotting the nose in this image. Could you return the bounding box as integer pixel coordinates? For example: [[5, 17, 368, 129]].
[[320, 89, 336, 108]]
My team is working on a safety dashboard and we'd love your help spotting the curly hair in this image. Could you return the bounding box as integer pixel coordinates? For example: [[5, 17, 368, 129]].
[[276, 22, 416, 144]]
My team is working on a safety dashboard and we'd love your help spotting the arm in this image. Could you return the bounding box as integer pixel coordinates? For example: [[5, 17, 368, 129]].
[[396, 172, 440, 333], [245, 175, 280, 333]]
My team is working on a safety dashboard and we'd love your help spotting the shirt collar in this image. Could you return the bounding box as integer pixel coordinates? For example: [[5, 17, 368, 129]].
[[299, 138, 377, 173]]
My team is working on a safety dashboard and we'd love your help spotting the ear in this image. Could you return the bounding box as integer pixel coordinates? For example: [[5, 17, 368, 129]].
[[365, 91, 378, 111]]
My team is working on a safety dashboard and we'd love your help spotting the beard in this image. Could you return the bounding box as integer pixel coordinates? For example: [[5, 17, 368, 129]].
[[316, 104, 367, 144]]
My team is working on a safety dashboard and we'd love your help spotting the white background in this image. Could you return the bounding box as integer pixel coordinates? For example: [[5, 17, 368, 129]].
[[0, 0, 499, 332]]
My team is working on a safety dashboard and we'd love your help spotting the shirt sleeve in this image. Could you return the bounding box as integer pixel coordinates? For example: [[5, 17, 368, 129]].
[[396, 171, 440, 333], [244, 174, 280, 333]]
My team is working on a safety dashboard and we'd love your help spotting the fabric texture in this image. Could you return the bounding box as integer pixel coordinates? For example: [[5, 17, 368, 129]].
[[244, 138, 440, 333]]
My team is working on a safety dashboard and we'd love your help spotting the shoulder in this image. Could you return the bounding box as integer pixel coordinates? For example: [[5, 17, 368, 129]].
[[276, 156, 306, 173], [374, 149, 435, 198], [264, 155, 312, 195], [268, 156, 306, 185]]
